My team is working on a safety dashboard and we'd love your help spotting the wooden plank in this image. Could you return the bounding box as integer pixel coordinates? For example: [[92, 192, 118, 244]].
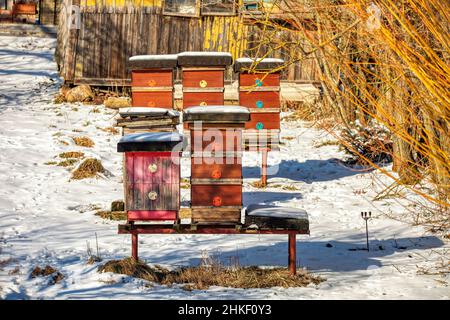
[[131, 87, 174, 92], [59, 5, 321, 85], [182, 87, 224, 93], [191, 178, 243, 185], [116, 118, 177, 128]]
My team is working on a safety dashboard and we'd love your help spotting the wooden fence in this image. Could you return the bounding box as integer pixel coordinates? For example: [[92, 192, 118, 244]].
[[56, 0, 320, 86]]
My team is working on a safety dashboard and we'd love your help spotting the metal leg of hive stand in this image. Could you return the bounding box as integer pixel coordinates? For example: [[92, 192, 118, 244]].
[[288, 233, 297, 275], [261, 149, 268, 187], [131, 233, 138, 261]]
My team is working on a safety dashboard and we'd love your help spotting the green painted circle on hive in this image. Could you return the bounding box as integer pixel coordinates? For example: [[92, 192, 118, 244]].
[[256, 122, 264, 130], [256, 100, 264, 108]]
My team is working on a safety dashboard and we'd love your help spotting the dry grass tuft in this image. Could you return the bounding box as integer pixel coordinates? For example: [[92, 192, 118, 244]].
[[44, 161, 57, 165], [30, 265, 64, 284], [57, 159, 78, 167], [282, 101, 320, 121], [271, 184, 300, 191], [59, 151, 85, 159], [314, 140, 340, 148], [58, 140, 69, 146], [99, 258, 324, 290], [165, 266, 323, 290], [71, 158, 105, 180], [72, 136, 95, 148], [95, 210, 127, 221], [0, 258, 13, 270], [98, 126, 119, 135], [53, 94, 66, 104], [251, 180, 267, 189], [99, 258, 166, 283], [31, 265, 57, 277]]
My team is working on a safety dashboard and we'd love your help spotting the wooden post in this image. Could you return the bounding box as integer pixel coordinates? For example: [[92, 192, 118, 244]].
[[288, 233, 296, 275], [131, 233, 138, 261], [261, 148, 268, 187]]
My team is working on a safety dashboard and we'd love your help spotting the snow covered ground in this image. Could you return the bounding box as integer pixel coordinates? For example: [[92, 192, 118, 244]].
[[0, 36, 448, 300]]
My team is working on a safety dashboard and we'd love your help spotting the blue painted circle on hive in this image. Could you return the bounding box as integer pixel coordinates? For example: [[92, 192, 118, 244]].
[[256, 100, 264, 108], [255, 79, 263, 87], [256, 122, 264, 130]]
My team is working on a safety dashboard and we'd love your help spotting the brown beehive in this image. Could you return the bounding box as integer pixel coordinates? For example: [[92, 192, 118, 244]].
[[178, 52, 233, 109], [183, 106, 250, 224], [117, 132, 185, 222], [234, 58, 284, 150], [128, 55, 178, 109]]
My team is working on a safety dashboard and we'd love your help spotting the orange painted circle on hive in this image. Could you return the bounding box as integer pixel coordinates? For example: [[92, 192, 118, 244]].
[[211, 169, 222, 179], [148, 79, 156, 87], [212, 196, 222, 207], [147, 101, 156, 107]]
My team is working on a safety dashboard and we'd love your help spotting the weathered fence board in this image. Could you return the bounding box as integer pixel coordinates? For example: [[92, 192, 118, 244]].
[[56, 1, 320, 85]]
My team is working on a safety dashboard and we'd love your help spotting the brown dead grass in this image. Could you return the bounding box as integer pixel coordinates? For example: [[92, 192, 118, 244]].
[[0, 258, 13, 270], [59, 151, 85, 159], [72, 136, 95, 148], [57, 159, 78, 167], [282, 101, 319, 121], [71, 158, 105, 180], [58, 140, 69, 146], [95, 210, 127, 221], [99, 258, 324, 290], [271, 184, 300, 191], [30, 265, 64, 284], [251, 180, 267, 189], [98, 126, 119, 135], [314, 140, 340, 148]]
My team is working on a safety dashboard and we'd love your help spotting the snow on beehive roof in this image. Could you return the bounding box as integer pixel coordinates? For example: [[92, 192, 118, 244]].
[[129, 54, 178, 61], [178, 51, 233, 66], [246, 204, 308, 220], [235, 57, 285, 64], [119, 107, 179, 118], [234, 57, 285, 72], [178, 51, 232, 57], [128, 54, 178, 69], [119, 132, 183, 143]]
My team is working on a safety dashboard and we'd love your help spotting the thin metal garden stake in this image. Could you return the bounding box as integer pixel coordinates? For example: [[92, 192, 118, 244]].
[[361, 212, 372, 251]]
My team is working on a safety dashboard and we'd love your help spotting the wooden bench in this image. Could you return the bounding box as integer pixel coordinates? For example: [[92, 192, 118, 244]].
[[118, 205, 310, 275], [12, 3, 37, 23]]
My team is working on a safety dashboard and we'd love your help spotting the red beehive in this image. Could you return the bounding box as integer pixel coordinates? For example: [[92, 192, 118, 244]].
[[128, 55, 178, 109], [178, 52, 233, 109], [117, 132, 184, 222], [183, 106, 250, 224], [234, 58, 285, 150]]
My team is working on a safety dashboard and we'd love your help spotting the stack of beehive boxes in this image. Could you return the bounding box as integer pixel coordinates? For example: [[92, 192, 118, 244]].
[[183, 106, 250, 224], [119, 55, 180, 135], [129, 54, 178, 109], [178, 52, 233, 110], [234, 58, 284, 150]]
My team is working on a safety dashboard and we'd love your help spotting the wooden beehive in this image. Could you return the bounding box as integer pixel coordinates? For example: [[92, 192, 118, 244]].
[[116, 107, 180, 135], [183, 106, 250, 224], [234, 58, 285, 150], [117, 132, 184, 222], [128, 55, 178, 109], [178, 52, 233, 109]]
